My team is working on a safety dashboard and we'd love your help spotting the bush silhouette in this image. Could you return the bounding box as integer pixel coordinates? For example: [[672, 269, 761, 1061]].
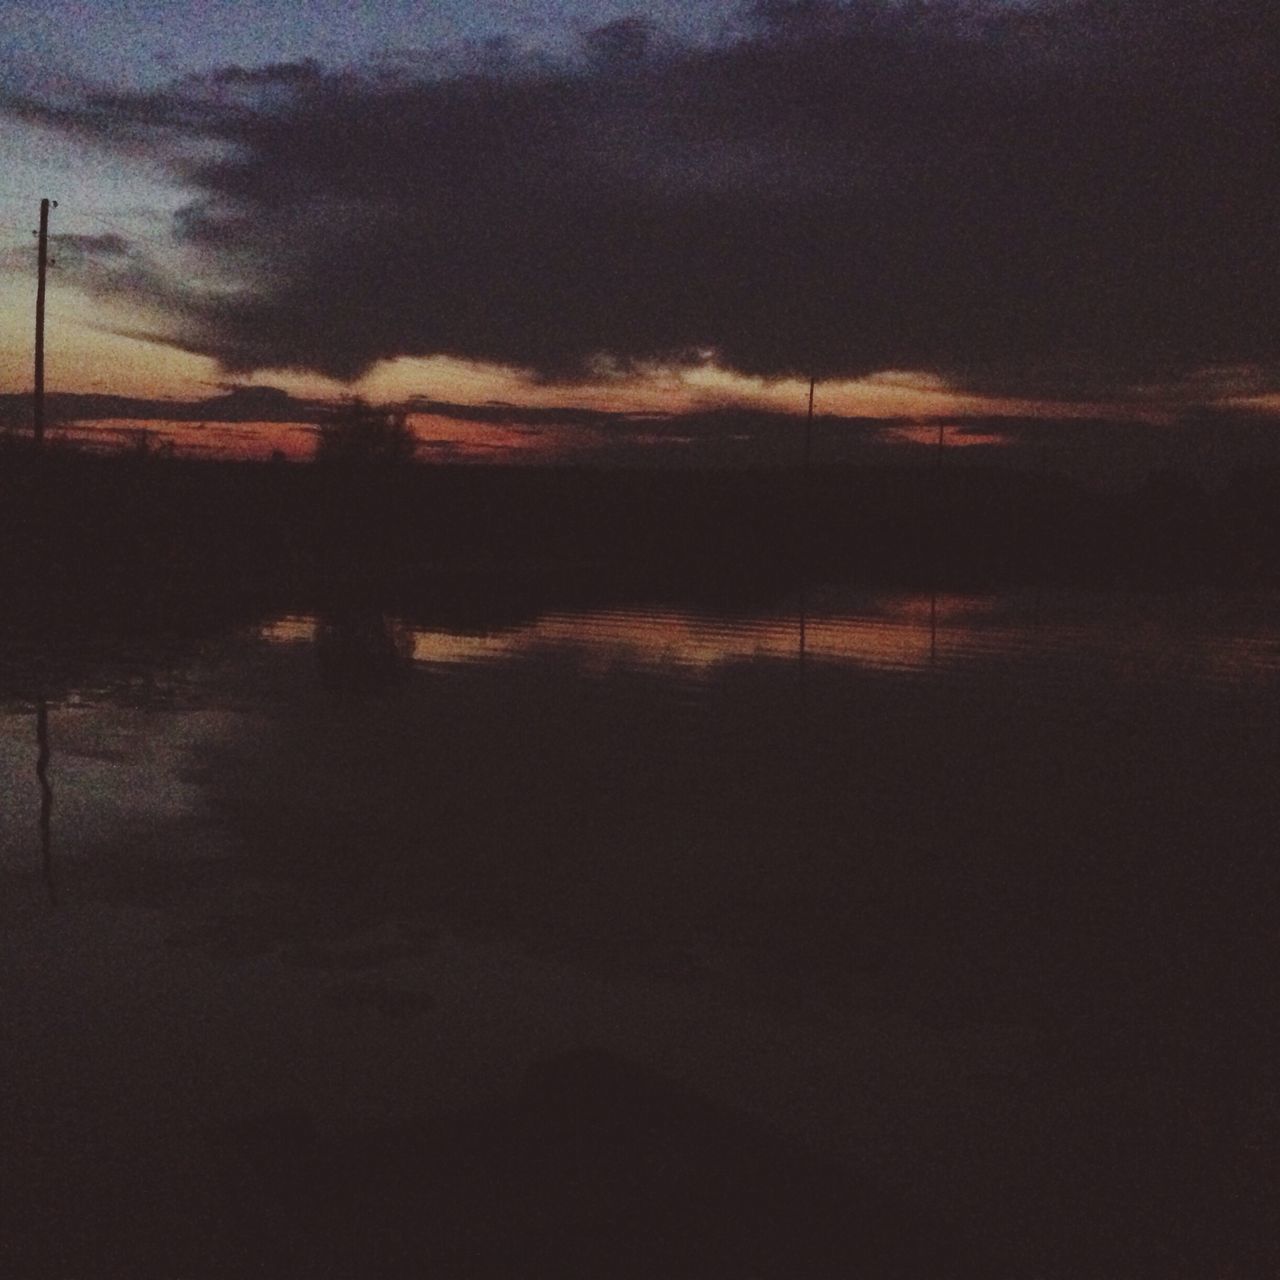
[[314, 400, 417, 468]]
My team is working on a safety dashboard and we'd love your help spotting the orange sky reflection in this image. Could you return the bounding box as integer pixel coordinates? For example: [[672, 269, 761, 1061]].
[[258, 594, 1280, 687]]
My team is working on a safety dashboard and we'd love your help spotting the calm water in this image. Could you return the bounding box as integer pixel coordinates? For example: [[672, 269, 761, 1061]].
[[2, 587, 1277, 1277]]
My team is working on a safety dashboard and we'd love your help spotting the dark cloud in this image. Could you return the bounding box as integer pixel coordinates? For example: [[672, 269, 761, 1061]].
[[5, 0, 1279, 394], [0, 231, 131, 275], [0, 384, 326, 427], [51, 232, 132, 257], [405, 398, 639, 427]]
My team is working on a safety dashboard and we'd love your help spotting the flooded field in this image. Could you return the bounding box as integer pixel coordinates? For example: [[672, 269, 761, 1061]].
[[2, 586, 1277, 1277]]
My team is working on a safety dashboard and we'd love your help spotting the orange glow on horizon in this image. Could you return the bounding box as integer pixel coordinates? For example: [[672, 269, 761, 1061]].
[[56, 418, 318, 459], [407, 412, 612, 463], [5, 273, 1275, 464]]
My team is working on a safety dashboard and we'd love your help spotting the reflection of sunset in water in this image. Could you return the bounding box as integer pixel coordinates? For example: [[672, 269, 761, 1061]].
[[260, 605, 942, 673], [883, 424, 1014, 449], [259, 615, 321, 645], [259, 594, 1280, 687]]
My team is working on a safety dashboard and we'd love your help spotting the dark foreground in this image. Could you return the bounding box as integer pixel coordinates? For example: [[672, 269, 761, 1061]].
[[210, 1049, 1000, 1279], [3, 443, 1280, 610], [1, 453, 1277, 1277]]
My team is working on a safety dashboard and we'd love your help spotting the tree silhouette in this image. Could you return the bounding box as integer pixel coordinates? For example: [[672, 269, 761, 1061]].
[[313, 399, 417, 468]]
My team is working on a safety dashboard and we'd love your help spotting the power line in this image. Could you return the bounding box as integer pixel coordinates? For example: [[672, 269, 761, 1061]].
[[0, 195, 177, 248], [66, 208, 176, 249]]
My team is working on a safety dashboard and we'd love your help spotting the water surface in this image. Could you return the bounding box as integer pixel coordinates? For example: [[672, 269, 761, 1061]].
[[2, 587, 1276, 1277]]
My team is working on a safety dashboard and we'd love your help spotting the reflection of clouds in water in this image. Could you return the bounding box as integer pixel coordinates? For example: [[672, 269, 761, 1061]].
[[260, 604, 942, 674], [506, 609, 942, 674], [883, 425, 1013, 449], [0, 703, 240, 876], [259, 595, 1280, 687], [259, 615, 317, 645]]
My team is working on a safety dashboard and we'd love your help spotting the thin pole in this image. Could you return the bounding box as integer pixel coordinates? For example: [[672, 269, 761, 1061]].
[[34, 198, 56, 445]]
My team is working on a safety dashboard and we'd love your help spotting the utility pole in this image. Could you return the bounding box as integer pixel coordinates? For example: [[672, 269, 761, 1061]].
[[34, 198, 57, 445]]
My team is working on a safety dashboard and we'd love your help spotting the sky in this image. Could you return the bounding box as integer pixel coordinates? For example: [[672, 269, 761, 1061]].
[[1, 1, 1277, 466]]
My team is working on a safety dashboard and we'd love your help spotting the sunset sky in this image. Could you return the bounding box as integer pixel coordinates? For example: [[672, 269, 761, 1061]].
[[1, 1, 1277, 464]]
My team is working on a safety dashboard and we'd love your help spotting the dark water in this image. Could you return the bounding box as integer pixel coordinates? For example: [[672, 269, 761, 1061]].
[[2, 587, 1277, 1277]]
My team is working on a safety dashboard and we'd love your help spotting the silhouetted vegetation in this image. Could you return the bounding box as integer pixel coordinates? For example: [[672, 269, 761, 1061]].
[[313, 399, 417, 469], [1, 436, 1278, 639], [4, 436, 1276, 1279]]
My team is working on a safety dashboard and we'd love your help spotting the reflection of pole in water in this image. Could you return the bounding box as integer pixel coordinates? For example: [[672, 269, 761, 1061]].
[[797, 376, 816, 676], [798, 579, 808, 672], [36, 697, 56, 906], [1032, 429, 1047, 629], [804, 375, 815, 472], [930, 590, 938, 664]]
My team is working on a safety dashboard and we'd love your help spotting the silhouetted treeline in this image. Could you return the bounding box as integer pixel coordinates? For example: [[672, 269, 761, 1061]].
[[2, 439, 1278, 630]]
